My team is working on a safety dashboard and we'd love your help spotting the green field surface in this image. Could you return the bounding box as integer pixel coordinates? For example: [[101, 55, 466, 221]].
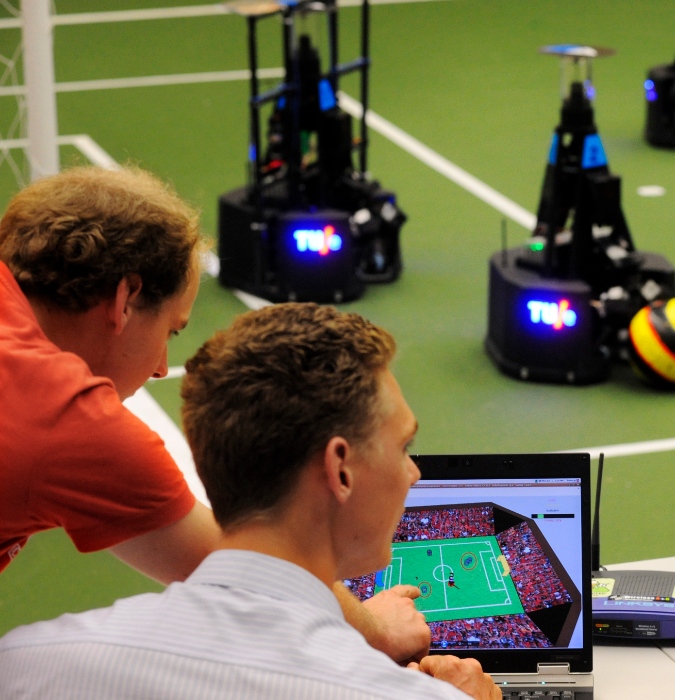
[[376, 537, 523, 622], [1, 0, 675, 637]]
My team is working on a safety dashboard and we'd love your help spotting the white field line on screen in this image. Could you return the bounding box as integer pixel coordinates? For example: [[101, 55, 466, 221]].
[[439, 545, 450, 610], [390, 557, 403, 587], [480, 550, 504, 594], [487, 538, 507, 593]]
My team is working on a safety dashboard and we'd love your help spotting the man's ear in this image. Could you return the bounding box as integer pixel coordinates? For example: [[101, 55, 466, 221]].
[[324, 436, 354, 504], [109, 274, 143, 335]]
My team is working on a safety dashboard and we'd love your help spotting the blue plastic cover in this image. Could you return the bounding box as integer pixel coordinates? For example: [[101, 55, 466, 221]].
[[318, 78, 337, 111], [581, 133, 608, 169], [548, 133, 559, 165]]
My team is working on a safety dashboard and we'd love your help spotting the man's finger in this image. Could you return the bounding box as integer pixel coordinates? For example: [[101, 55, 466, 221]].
[[388, 584, 422, 599], [418, 655, 500, 699]]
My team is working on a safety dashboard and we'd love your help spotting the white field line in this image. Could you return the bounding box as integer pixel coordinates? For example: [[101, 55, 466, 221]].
[[51, 5, 230, 26], [0, 73, 536, 233], [559, 437, 675, 461], [233, 288, 273, 309], [337, 91, 537, 230], [0, 134, 125, 167], [7, 127, 674, 465], [0, 68, 285, 97], [54, 68, 284, 94], [0, 137, 29, 149], [123, 389, 209, 505], [149, 366, 187, 381], [0, 0, 453, 30], [64, 135, 122, 170]]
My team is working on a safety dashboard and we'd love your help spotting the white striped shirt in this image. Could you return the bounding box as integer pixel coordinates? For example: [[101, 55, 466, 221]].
[[0, 550, 469, 699]]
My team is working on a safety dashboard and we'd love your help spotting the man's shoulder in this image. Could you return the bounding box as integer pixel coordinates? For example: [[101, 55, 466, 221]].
[[0, 555, 462, 700], [0, 588, 463, 700], [0, 640, 464, 700], [180, 557, 464, 699]]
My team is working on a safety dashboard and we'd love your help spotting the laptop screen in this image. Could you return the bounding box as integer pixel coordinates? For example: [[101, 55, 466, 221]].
[[345, 453, 592, 674]]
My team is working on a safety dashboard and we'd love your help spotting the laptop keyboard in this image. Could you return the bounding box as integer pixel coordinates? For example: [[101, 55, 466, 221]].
[[500, 692, 592, 700]]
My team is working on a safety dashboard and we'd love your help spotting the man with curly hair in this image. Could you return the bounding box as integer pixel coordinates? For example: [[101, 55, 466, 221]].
[[0, 303, 500, 700], [0, 165, 220, 583], [0, 166, 430, 663]]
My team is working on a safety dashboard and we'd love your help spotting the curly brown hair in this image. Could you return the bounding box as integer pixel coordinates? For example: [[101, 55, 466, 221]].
[[181, 303, 396, 529], [0, 166, 201, 311]]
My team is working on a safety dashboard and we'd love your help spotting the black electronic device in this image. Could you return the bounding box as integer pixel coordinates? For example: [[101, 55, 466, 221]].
[[591, 453, 675, 640], [486, 45, 675, 384], [217, 0, 406, 303], [592, 570, 675, 640], [645, 55, 675, 148]]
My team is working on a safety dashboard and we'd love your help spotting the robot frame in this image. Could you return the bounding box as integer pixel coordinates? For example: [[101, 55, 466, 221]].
[[218, 0, 406, 303], [485, 45, 675, 385]]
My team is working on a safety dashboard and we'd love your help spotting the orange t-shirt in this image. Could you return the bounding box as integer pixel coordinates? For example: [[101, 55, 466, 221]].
[[0, 262, 195, 573]]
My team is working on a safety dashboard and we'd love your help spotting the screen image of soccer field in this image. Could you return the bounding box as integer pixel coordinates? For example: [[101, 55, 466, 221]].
[[374, 537, 524, 623], [344, 502, 581, 649]]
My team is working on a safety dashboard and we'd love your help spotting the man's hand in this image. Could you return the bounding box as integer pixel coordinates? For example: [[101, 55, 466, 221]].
[[361, 585, 431, 663], [408, 655, 501, 700]]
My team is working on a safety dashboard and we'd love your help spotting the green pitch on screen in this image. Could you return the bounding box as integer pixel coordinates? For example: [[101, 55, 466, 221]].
[[376, 537, 523, 623]]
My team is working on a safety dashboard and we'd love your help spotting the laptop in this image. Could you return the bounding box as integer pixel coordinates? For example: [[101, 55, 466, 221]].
[[346, 453, 593, 699]]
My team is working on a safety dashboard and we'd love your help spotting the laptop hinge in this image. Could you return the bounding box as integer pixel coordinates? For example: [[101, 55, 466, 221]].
[[537, 663, 571, 675]]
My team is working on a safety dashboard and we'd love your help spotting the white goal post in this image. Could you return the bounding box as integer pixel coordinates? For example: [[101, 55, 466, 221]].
[[21, 0, 59, 180], [1, 1, 376, 186]]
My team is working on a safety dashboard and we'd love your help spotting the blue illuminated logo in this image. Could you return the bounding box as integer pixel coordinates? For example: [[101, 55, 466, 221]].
[[645, 79, 658, 102], [293, 225, 343, 256], [527, 300, 577, 330]]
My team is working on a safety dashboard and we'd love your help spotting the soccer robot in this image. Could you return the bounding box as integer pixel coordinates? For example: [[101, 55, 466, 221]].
[[485, 45, 675, 386], [217, 0, 406, 303], [645, 52, 675, 149]]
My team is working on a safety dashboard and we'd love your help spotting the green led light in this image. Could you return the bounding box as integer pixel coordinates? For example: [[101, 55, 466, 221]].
[[530, 241, 545, 252]]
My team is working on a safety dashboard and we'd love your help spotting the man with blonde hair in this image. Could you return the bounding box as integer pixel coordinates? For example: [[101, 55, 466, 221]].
[[0, 303, 499, 700]]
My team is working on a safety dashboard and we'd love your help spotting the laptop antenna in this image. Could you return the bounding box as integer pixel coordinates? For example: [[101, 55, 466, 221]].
[[591, 452, 604, 572]]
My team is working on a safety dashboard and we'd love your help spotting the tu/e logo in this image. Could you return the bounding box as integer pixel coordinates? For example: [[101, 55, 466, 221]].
[[527, 300, 577, 330], [293, 226, 343, 256]]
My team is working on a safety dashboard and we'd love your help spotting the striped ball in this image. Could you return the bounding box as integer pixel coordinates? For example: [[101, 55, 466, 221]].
[[629, 299, 675, 387]]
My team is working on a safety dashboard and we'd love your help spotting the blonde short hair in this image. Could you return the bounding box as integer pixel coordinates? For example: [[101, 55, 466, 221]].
[[182, 303, 397, 528]]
